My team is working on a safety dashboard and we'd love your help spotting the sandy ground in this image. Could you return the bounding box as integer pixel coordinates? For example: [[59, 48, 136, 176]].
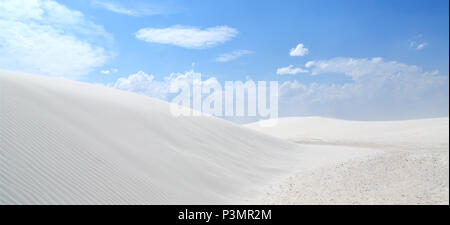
[[1, 70, 447, 204], [0, 70, 378, 204], [246, 117, 449, 204]]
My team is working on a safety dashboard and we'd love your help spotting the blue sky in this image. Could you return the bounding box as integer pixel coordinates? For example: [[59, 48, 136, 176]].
[[0, 0, 448, 121], [58, 0, 450, 84]]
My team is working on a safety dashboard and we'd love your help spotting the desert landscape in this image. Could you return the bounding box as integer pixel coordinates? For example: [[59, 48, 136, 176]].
[[1, 70, 448, 205], [247, 117, 449, 204]]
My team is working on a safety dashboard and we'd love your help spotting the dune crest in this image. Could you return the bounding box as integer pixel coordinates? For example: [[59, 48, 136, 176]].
[[1, 71, 376, 204], [0, 71, 293, 204]]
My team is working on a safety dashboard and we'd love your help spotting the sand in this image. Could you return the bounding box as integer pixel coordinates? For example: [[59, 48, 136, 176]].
[[0, 70, 378, 204], [246, 117, 449, 204], [1, 70, 447, 204]]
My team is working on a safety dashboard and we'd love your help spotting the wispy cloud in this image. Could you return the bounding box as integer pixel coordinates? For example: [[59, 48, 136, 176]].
[[135, 25, 238, 48], [410, 42, 428, 50], [216, 50, 252, 62], [0, 0, 112, 78], [289, 43, 309, 56], [409, 34, 428, 50], [100, 68, 118, 74], [277, 65, 309, 75], [91, 0, 166, 16]]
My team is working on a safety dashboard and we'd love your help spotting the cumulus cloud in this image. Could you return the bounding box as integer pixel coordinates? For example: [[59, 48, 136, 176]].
[[277, 65, 309, 75], [91, 0, 166, 16], [216, 50, 252, 62], [111, 70, 219, 100], [0, 0, 112, 78], [289, 43, 309, 56], [112, 70, 169, 99], [279, 57, 448, 120], [135, 25, 238, 48], [110, 57, 448, 121]]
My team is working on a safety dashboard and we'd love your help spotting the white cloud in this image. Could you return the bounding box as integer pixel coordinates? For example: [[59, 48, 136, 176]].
[[216, 50, 252, 62], [111, 70, 219, 100], [100, 68, 118, 74], [92, 0, 165, 16], [410, 41, 428, 50], [409, 35, 428, 50], [305, 61, 315, 68], [416, 42, 428, 50], [110, 57, 448, 121], [277, 65, 309, 75], [0, 0, 112, 78], [279, 57, 448, 120], [305, 57, 418, 79], [289, 43, 309, 56], [135, 25, 238, 48], [112, 70, 168, 99]]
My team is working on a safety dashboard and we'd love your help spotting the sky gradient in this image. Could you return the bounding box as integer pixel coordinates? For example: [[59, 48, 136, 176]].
[[0, 0, 448, 122]]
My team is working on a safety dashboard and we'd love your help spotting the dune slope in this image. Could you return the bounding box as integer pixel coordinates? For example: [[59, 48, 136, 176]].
[[246, 117, 449, 204], [1, 71, 378, 204], [246, 117, 449, 149], [0, 71, 297, 204]]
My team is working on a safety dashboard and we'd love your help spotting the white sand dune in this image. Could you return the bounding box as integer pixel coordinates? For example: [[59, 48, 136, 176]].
[[246, 117, 449, 204], [3, 70, 446, 205], [247, 117, 449, 150], [0, 70, 377, 205]]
